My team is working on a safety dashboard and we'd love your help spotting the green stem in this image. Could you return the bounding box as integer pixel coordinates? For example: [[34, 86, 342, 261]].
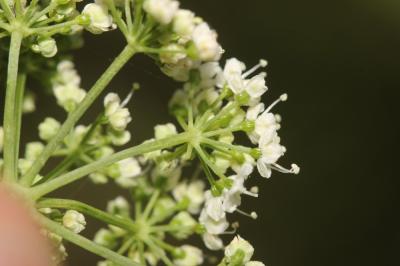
[[40, 216, 139, 266], [32, 19, 79, 33], [14, 0, 23, 19], [14, 73, 27, 173], [3, 31, 23, 182], [29, 132, 190, 200], [201, 137, 253, 154], [41, 155, 77, 183], [20, 45, 137, 186], [37, 198, 135, 231], [125, 0, 133, 33], [201, 102, 238, 130], [194, 144, 226, 180], [203, 125, 243, 138], [144, 238, 174, 266], [0, 0, 14, 21], [142, 190, 160, 220], [28, 2, 57, 26]]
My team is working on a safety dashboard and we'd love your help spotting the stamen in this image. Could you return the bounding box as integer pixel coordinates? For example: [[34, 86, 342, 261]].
[[221, 222, 239, 235], [121, 89, 135, 107], [271, 163, 300, 174], [236, 209, 258, 220], [265, 93, 288, 113], [242, 59, 268, 78], [243, 190, 258, 198]]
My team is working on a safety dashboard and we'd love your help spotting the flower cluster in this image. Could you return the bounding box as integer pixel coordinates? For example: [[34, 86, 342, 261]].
[[1, 0, 299, 265]]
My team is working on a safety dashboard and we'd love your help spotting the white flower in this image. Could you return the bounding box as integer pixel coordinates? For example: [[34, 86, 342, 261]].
[[245, 73, 268, 99], [154, 123, 177, 139], [53, 84, 86, 112], [82, 0, 116, 34], [222, 58, 268, 104], [192, 22, 221, 61], [246, 261, 266, 266], [104, 93, 132, 131], [202, 233, 224, 250], [174, 245, 203, 266], [89, 172, 108, 184], [160, 44, 186, 64], [56, 60, 81, 87], [247, 105, 279, 144], [109, 130, 131, 146], [32, 37, 57, 58], [223, 58, 246, 94], [225, 235, 254, 264], [107, 196, 130, 216], [23, 93, 36, 113], [25, 142, 44, 161], [152, 197, 176, 219], [170, 211, 197, 239], [199, 208, 229, 235], [222, 176, 247, 213], [204, 192, 225, 221], [198, 62, 223, 89], [39, 117, 61, 141], [172, 180, 205, 214], [0, 127, 3, 153], [63, 210, 86, 234], [173, 9, 196, 37], [94, 229, 116, 248], [257, 130, 285, 178], [18, 159, 33, 175], [162, 58, 195, 82], [115, 157, 141, 187], [143, 0, 179, 25]]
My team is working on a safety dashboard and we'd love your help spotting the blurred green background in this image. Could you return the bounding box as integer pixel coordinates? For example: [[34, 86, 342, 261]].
[[5, 0, 400, 265]]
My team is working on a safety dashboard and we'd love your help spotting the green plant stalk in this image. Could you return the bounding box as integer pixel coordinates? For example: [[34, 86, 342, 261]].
[[3, 31, 23, 182], [29, 132, 190, 200], [14, 73, 27, 171], [40, 216, 140, 266], [37, 198, 135, 231], [0, 0, 14, 21], [20, 45, 137, 186]]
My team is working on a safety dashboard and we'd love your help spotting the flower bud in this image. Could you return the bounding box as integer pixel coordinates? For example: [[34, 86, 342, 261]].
[[107, 196, 130, 217], [23, 92, 36, 113], [63, 210, 86, 233], [225, 235, 254, 264], [39, 117, 61, 141], [82, 2, 115, 34], [94, 229, 117, 249], [32, 37, 58, 58], [53, 84, 86, 112], [174, 245, 203, 266], [191, 22, 221, 61], [154, 123, 177, 140], [143, 0, 179, 25], [170, 212, 197, 239], [173, 9, 195, 37], [25, 142, 44, 161]]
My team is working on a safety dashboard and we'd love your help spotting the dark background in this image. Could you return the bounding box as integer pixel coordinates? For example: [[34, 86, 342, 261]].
[[8, 0, 400, 265]]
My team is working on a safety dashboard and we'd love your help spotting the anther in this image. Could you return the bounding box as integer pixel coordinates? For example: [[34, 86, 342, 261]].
[[271, 163, 300, 175], [236, 209, 258, 220], [265, 93, 289, 113], [242, 59, 268, 78]]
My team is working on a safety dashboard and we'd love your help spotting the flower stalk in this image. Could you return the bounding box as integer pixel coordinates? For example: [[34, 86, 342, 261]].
[[20, 45, 137, 186], [3, 30, 23, 182]]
